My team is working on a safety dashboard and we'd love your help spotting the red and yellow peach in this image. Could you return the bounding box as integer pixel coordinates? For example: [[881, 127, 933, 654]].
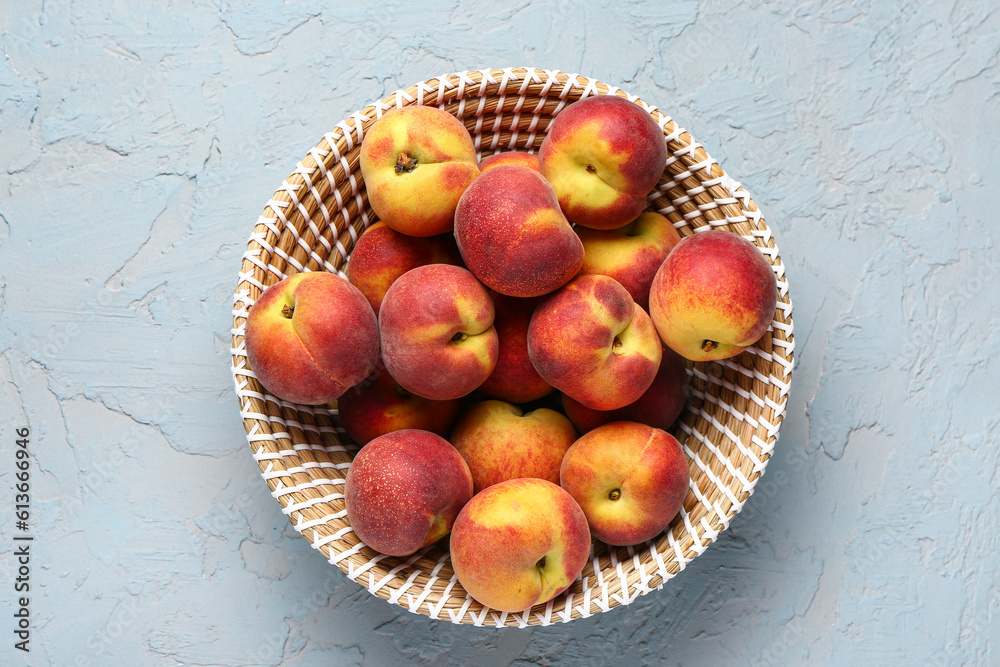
[[244, 272, 379, 405], [575, 211, 681, 310], [345, 429, 474, 557], [476, 292, 552, 404], [560, 421, 689, 546], [449, 478, 591, 612], [479, 150, 540, 174], [337, 358, 462, 445], [450, 400, 577, 493], [454, 164, 583, 298], [539, 95, 667, 230], [527, 274, 662, 411], [359, 105, 480, 236], [379, 264, 498, 401], [649, 230, 778, 361], [347, 221, 463, 315], [562, 345, 687, 433]]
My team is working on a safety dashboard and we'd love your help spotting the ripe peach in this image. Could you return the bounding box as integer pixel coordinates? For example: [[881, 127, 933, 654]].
[[454, 164, 584, 297], [450, 400, 577, 493], [527, 274, 662, 411], [575, 211, 681, 309], [345, 429, 473, 557], [476, 292, 552, 404], [478, 150, 540, 174], [379, 264, 498, 401], [539, 95, 667, 230], [649, 230, 778, 361], [560, 421, 689, 546], [359, 105, 479, 236], [450, 478, 591, 612], [347, 221, 463, 315], [562, 346, 687, 433], [244, 272, 379, 405], [337, 358, 461, 445]]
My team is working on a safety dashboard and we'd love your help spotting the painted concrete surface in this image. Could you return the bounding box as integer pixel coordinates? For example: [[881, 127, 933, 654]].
[[0, 1, 997, 664]]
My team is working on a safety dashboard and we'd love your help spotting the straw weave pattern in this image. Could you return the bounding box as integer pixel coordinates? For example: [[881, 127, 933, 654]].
[[230, 67, 794, 627]]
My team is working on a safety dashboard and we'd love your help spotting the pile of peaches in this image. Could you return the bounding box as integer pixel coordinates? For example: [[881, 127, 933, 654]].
[[243, 96, 778, 613]]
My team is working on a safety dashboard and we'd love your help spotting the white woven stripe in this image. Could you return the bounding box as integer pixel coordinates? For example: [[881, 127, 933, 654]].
[[309, 525, 354, 550], [344, 550, 388, 578], [285, 492, 345, 517], [575, 579, 594, 619], [679, 431, 744, 506], [679, 507, 709, 556], [328, 542, 365, 566], [555, 591, 575, 623], [589, 556, 611, 612], [387, 569, 423, 604], [406, 553, 451, 614], [373, 550, 428, 598], [684, 406, 755, 492], [294, 509, 347, 531], [270, 476, 344, 500], [666, 530, 689, 574], [534, 598, 555, 626], [261, 460, 344, 480], [427, 576, 460, 620]]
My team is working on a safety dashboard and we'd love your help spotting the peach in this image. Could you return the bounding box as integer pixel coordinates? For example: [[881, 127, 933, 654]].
[[562, 345, 687, 433], [359, 105, 480, 236], [450, 478, 591, 612], [244, 272, 378, 405], [345, 429, 473, 557], [379, 264, 499, 400], [450, 400, 577, 493], [337, 358, 462, 445], [347, 221, 463, 315], [479, 150, 540, 174], [649, 230, 778, 361], [560, 421, 689, 546], [454, 164, 584, 297], [476, 292, 552, 403], [539, 94, 667, 230], [527, 274, 662, 411], [575, 211, 681, 309]]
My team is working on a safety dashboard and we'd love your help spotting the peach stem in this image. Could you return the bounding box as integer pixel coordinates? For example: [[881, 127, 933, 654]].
[[612, 335, 624, 355], [394, 152, 418, 174]]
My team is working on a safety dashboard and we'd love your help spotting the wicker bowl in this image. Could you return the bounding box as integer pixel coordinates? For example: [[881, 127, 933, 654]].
[[231, 67, 794, 627]]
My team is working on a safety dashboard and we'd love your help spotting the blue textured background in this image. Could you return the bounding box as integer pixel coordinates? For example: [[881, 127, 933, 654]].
[[1, 1, 998, 665]]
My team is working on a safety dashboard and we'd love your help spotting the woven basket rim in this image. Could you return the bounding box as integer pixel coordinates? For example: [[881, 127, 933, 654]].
[[230, 67, 795, 627]]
